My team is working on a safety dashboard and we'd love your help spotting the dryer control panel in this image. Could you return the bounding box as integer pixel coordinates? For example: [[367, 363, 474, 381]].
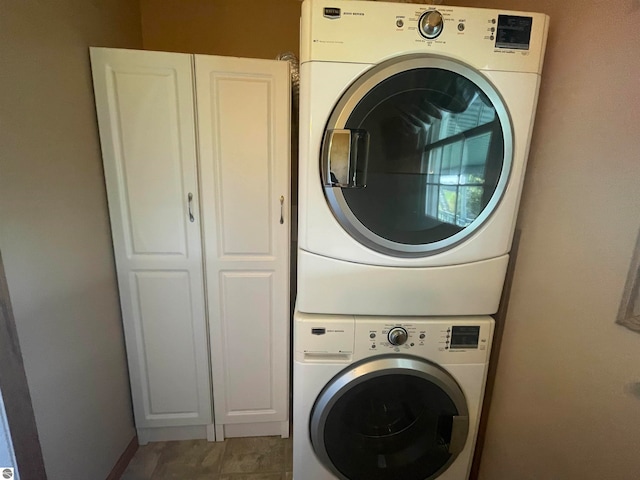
[[301, 0, 549, 74]]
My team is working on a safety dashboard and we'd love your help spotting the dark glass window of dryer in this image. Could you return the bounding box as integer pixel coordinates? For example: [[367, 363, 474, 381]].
[[342, 68, 505, 245]]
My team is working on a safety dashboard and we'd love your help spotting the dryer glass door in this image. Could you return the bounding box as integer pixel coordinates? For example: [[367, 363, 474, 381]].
[[310, 356, 469, 480], [322, 55, 513, 257]]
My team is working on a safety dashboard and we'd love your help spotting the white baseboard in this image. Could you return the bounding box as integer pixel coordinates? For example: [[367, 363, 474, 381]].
[[137, 425, 207, 445], [220, 421, 290, 440], [137, 420, 290, 444]]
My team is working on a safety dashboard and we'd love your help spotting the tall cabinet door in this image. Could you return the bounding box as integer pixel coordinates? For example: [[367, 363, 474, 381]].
[[90, 48, 211, 429], [195, 55, 290, 436]]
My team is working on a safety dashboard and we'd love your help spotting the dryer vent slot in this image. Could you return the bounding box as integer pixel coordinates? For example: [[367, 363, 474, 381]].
[[303, 352, 352, 363]]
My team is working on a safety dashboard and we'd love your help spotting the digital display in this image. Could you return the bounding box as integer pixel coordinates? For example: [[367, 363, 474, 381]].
[[450, 326, 480, 349], [495, 15, 533, 50]]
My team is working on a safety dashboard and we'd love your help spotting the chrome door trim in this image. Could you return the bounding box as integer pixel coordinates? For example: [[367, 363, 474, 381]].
[[322, 53, 514, 257], [309, 354, 469, 480]]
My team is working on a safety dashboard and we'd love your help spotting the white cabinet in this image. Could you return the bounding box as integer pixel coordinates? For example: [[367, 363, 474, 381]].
[[89, 49, 211, 434], [90, 48, 290, 443], [195, 55, 291, 440]]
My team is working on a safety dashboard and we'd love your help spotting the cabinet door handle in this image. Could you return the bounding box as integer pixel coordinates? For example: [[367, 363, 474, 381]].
[[188, 193, 195, 223], [279, 195, 284, 224]]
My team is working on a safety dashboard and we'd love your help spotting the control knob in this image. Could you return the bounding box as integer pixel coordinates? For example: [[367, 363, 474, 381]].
[[419, 10, 444, 39], [388, 327, 409, 346]]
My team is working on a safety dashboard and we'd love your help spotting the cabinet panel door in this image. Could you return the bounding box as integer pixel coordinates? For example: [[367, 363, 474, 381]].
[[90, 48, 211, 428], [196, 55, 290, 429]]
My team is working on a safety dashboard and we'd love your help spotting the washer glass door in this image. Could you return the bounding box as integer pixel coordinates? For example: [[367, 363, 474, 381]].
[[322, 55, 513, 257], [310, 356, 469, 480]]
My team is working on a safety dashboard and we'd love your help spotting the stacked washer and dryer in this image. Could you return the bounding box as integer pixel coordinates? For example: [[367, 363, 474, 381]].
[[294, 1, 549, 479]]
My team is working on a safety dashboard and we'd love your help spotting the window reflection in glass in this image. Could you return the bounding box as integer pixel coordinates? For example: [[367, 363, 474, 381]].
[[341, 68, 504, 246]]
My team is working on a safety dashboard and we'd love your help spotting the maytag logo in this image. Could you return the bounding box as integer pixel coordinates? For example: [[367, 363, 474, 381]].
[[324, 7, 341, 19]]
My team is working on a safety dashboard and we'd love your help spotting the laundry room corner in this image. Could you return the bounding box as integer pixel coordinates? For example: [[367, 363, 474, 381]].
[[3, 0, 639, 479]]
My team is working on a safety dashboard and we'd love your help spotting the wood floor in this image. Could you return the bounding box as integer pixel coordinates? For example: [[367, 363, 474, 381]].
[[122, 436, 293, 480]]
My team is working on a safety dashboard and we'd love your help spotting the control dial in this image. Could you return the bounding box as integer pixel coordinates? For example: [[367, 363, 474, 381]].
[[419, 10, 444, 39], [388, 327, 409, 346]]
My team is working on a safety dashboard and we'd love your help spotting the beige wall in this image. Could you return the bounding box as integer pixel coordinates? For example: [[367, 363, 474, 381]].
[[0, 1, 142, 479], [442, 0, 640, 478], [140, 0, 302, 59]]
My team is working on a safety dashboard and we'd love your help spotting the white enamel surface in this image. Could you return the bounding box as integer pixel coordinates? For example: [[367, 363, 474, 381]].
[[297, 250, 509, 315], [196, 55, 290, 427], [295, 316, 356, 355], [293, 312, 494, 480], [91, 47, 211, 428]]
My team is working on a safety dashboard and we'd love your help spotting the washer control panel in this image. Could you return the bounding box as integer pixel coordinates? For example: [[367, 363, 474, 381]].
[[364, 323, 421, 351], [355, 317, 494, 364], [295, 311, 494, 364]]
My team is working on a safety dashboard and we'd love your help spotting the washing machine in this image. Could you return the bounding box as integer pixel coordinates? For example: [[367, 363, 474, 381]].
[[297, 0, 550, 315], [293, 311, 494, 479]]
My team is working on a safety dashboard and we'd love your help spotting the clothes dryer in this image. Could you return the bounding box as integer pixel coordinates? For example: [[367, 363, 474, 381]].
[[293, 311, 494, 479], [298, 0, 549, 315]]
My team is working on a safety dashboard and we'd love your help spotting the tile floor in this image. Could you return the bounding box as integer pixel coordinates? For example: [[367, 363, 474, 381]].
[[122, 436, 293, 480]]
